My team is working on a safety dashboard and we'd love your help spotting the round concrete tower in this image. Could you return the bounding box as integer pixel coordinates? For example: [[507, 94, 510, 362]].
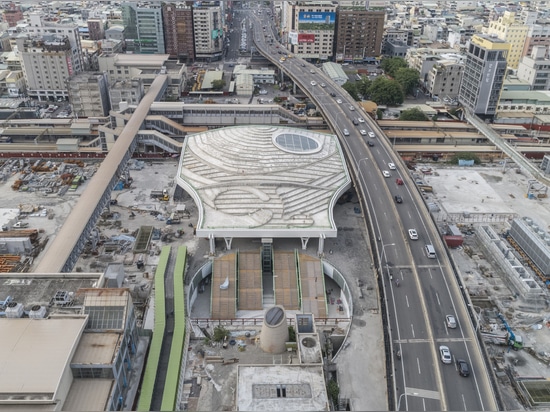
[[260, 306, 289, 354]]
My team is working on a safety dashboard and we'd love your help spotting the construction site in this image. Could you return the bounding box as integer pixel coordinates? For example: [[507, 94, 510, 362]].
[[2, 152, 550, 409]]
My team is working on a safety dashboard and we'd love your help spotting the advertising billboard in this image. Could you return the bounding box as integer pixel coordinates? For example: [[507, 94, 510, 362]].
[[298, 33, 315, 43], [288, 31, 298, 45], [298, 11, 335, 30]]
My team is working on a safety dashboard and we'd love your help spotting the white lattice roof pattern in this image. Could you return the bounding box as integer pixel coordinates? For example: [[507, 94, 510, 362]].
[[177, 126, 351, 238]]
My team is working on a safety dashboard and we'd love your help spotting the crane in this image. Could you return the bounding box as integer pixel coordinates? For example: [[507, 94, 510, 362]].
[[497, 313, 523, 350]]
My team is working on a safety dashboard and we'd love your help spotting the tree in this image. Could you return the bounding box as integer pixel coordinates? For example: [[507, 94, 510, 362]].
[[394, 67, 420, 96], [367, 77, 404, 106], [399, 107, 428, 121], [380, 57, 408, 77], [341, 81, 360, 101], [356, 77, 372, 98], [211, 79, 226, 90]]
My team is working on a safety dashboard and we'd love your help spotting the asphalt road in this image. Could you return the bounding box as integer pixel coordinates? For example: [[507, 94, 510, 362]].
[[249, 7, 497, 411]]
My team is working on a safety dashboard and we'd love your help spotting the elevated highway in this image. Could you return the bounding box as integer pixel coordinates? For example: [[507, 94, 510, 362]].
[[250, 9, 497, 412]]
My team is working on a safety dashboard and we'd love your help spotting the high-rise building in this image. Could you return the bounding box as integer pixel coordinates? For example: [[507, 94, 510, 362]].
[[68, 72, 111, 118], [517, 46, 550, 91], [122, 2, 165, 54], [87, 19, 105, 41], [163, 1, 195, 61], [25, 13, 83, 74], [17, 34, 78, 101], [522, 24, 550, 61], [486, 11, 528, 70], [284, 1, 337, 61], [2, 2, 23, 27], [458, 34, 509, 119], [334, 9, 385, 63], [192, 1, 224, 61]]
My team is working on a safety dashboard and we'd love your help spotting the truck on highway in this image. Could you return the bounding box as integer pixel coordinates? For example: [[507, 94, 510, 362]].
[[150, 189, 169, 201]]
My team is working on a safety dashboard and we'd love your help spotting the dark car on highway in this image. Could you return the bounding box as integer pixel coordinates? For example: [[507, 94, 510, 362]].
[[456, 359, 470, 377], [394, 195, 403, 203]]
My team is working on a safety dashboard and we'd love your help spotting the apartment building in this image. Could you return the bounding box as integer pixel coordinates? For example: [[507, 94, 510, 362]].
[[406, 47, 461, 89], [426, 60, 464, 100], [87, 19, 105, 41], [122, 2, 165, 54], [459, 34, 509, 118], [193, 1, 224, 61], [25, 13, 83, 74], [68, 72, 111, 118], [163, 2, 195, 61], [284, 1, 337, 61], [517, 46, 550, 91], [17, 34, 76, 101], [486, 11, 528, 70], [334, 9, 384, 63], [2, 2, 23, 27], [522, 24, 550, 61]]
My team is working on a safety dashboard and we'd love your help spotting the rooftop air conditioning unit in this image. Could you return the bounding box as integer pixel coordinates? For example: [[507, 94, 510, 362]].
[[5, 301, 24, 318], [29, 305, 47, 319]]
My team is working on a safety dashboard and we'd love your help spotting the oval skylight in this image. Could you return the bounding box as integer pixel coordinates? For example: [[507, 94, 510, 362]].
[[274, 133, 320, 154]]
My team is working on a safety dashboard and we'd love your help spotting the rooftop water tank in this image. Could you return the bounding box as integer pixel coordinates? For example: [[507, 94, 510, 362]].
[[524, 217, 533, 225], [260, 305, 289, 354]]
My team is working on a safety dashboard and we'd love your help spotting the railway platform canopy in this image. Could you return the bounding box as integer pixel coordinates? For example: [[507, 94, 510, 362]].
[[176, 125, 351, 253]]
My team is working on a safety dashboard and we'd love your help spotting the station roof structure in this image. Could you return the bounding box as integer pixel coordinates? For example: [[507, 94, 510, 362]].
[[176, 125, 351, 238]]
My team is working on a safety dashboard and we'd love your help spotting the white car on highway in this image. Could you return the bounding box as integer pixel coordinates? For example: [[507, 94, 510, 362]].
[[358, 118, 365, 123], [336, 99, 342, 104], [368, 132, 375, 138], [310, 81, 317, 86], [439, 345, 452, 364], [382, 170, 391, 178], [359, 129, 367, 136], [388, 163, 396, 170], [408, 229, 418, 240]]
